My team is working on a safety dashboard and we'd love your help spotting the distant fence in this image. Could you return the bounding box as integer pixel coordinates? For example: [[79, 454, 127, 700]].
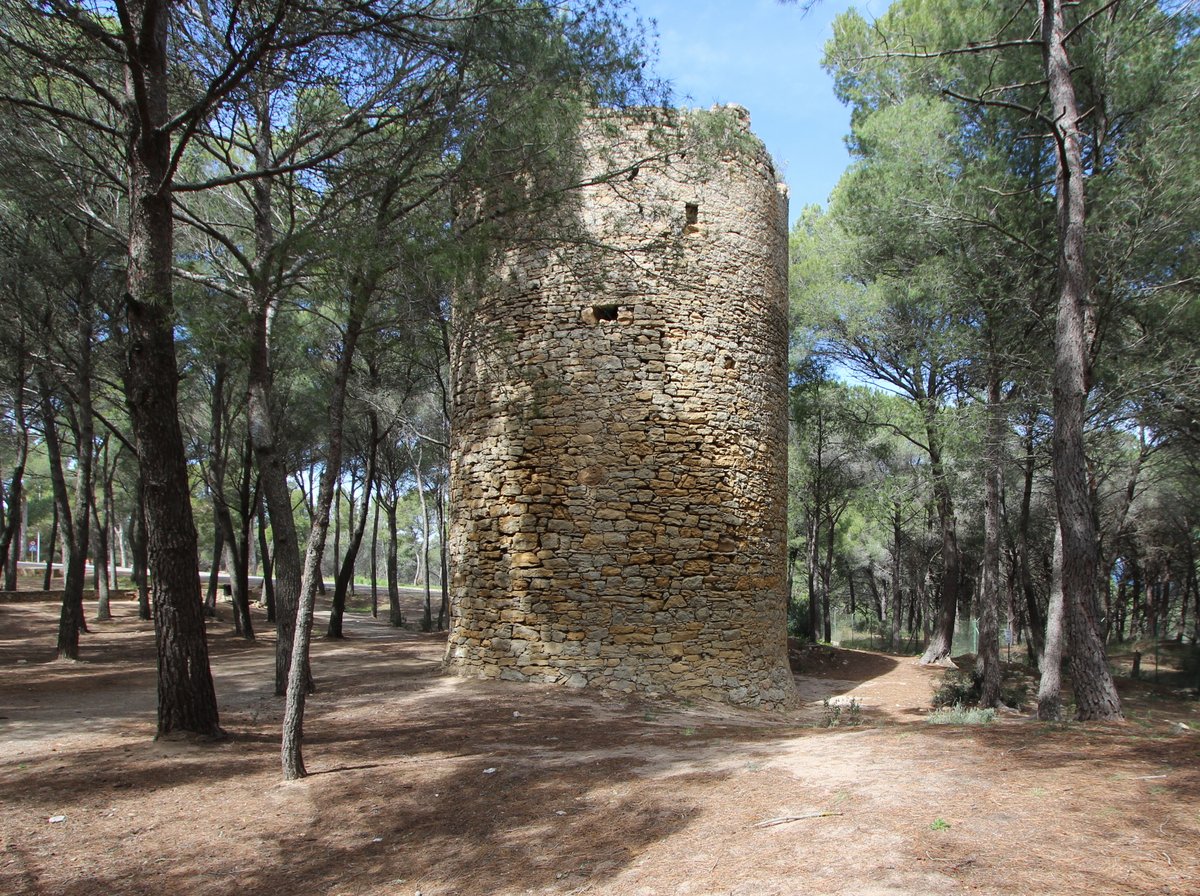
[[828, 609, 981, 656]]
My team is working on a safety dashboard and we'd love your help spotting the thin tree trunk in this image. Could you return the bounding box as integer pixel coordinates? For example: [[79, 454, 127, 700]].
[[976, 369, 1003, 708], [1041, 0, 1122, 720], [117, 516, 127, 570], [0, 345, 29, 592], [242, 80, 304, 696], [1114, 577, 1127, 643], [131, 480, 150, 620], [370, 491, 379, 618], [327, 477, 350, 637], [43, 503, 58, 591], [821, 516, 834, 644], [1185, 561, 1195, 642], [329, 423, 379, 639], [282, 289, 368, 779], [437, 481, 449, 631], [786, 546, 798, 620], [332, 479, 341, 601], [39, 368, 93, 660], [232, 438, 257, 639], [1182, 554, 1195, 642], [866, 568, 883, 624], [413, 458, 433, 633], [215, 505, 254, 640], [806, 514, 821, 643], [92, 465, 112, 621], [102, 450, 119, 610], [1013, 425, 1046, 667], [386, 497, 402, 627], [205, 524, 224, 617], [1130, 558, 1144, 640], [890, 503, 903, 650], [1038, 523, 1066, 721], [257, 493, 276, 623], [846, 558, 859, 619]]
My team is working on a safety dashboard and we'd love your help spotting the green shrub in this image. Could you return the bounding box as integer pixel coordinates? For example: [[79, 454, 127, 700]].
[[820, 697, 864, 728], [927, 702, 995, 725], [932, 671, 978, 709], [932, 669, 1029, 711]]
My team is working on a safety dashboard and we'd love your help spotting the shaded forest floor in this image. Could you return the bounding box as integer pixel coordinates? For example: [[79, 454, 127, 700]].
[[2, 593, 1198, 896]]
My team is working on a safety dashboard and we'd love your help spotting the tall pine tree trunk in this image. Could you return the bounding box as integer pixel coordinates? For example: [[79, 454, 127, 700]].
[[1041, 0, 1121, 721], [122, 0, 220, 737]]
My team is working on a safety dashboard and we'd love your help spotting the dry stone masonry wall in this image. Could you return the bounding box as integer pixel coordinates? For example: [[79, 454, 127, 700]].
[[446, 106, 796, 708]]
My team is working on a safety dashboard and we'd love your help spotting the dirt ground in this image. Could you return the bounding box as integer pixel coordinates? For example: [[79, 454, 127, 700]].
[[1, 591, 1198, 896]]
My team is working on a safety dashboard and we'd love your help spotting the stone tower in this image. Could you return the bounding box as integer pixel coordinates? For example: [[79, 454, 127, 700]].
[[446, 106, 795, 708]]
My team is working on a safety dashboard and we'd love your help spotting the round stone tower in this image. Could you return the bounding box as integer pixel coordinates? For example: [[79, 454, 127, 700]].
[[446, 106, 795, 707]]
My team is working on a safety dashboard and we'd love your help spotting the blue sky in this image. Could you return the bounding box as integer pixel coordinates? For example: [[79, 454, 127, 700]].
[[634, 0, 881, 222]]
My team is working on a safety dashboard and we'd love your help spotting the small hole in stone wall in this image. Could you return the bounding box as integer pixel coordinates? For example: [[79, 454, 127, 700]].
[[685, 203, 699, 225], [593, 304, 619, 322]]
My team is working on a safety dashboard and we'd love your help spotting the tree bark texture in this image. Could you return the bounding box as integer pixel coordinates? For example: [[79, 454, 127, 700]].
[[122, 0, 221, 737], [1041, 0, 1122, 721]]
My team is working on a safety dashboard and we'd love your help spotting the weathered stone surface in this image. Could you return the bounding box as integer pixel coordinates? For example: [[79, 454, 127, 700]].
[[446, 107, 795, 709]]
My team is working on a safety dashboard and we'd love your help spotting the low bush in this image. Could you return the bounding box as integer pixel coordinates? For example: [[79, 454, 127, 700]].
[[927, 702, 995, 725]]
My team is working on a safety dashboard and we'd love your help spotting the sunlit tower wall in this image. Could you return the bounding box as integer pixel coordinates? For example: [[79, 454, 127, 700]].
[[446, 106, 795, 707]]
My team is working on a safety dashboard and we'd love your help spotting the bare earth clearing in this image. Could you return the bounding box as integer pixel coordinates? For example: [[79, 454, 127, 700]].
[[1, 592, 1198, 896]]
